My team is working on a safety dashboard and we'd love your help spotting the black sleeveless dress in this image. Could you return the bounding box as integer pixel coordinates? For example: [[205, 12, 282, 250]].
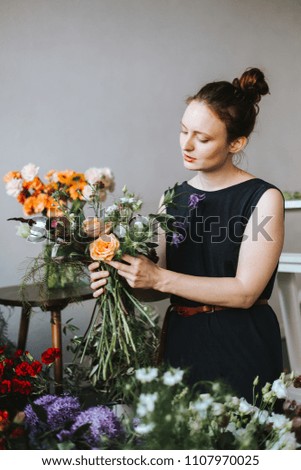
[[163, 178, 284, 403]]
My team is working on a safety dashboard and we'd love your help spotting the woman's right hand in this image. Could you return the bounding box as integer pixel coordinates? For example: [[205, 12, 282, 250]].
[[88, 262, 110, 298]]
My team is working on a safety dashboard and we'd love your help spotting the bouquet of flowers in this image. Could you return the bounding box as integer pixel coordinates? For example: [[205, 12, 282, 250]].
[[69, 184, 178, 398], [4, 163, 115, 290]]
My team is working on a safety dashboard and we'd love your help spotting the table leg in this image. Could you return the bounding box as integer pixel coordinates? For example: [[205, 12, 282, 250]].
[[17, 306, 31, 351], [51, 309, 63, 393], [277, 272, 301, 374]]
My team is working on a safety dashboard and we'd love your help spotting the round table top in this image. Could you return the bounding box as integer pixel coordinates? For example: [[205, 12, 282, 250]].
[[0, 283, 94, 310]]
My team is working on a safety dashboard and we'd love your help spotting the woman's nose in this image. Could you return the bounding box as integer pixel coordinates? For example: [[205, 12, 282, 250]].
[[182, 134, 194, 151]]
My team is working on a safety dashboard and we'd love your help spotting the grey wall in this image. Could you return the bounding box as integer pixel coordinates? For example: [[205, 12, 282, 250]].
[[0, 0, 300, 359]]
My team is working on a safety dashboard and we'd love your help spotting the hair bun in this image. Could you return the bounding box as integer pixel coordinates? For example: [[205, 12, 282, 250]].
[[232, 68, 269, 105]]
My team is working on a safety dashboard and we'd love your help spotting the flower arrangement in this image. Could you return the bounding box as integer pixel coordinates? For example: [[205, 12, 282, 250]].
[[24, 394, 123, 449], [4, 163, 115, 290], [121, 367, 301, 450], [0, 345, 60, 402], [4, 163, 179, 399], [69, 184, 177, 397]]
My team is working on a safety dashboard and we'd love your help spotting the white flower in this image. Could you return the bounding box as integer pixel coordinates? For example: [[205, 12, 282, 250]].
[[252, 408, 269, 425], [238, 398, 254, 414], [163, 368, 184, 386], [113, 225, 127, 238], [82, 184, 93, 201], [21, 163, 39, 181], [6, 178, 23, 197], [190, 395, 214, 419], [135, 422, 155, 435], [271, 379, 287, 399], [268, 431, 297, 450], [211, 402, 225, 416], [106, 204, 118, 215], [16, 223, 31, 238], [268, 412, 291, 430], [135, 368, 158, 383], [84, 167, 104, 185], [137, 393, 158, 417]]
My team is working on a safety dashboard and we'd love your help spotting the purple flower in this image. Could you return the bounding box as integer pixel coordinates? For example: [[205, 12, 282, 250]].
[[69, 406, 122, 448], [172, 232, 185, 247], [25, 394, 81, 434], [188, 193, 206, 209]]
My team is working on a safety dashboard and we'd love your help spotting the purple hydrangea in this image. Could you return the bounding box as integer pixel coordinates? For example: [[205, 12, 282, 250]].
[[69, 406, 122, 448], [24, 394, 81, 435], [188, 193, 206, 209]]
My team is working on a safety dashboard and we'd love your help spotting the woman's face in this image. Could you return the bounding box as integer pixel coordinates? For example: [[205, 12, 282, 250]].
[[180, 100, 232, 172]]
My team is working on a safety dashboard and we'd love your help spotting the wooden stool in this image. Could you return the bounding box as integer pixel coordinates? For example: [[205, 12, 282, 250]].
[[0, 284, 93, 392]]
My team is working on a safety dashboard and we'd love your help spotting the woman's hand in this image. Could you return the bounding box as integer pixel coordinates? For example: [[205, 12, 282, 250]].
[[107, 254, 162, 290], [88, 261, 110, 298]]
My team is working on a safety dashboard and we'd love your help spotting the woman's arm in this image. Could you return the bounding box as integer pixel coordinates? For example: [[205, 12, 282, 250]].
[[109, 188, 284, 308]]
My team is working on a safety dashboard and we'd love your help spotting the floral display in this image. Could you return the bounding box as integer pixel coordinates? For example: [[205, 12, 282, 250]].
[[0, 345, 59, 400], [121, 367, 301, 450], [4, 164, 179, 400], [24, 394, 123, 449], [4, 163, 115, 290]]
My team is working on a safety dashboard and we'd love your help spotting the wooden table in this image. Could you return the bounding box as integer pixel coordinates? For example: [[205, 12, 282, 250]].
[[0, 283, 93, 392]]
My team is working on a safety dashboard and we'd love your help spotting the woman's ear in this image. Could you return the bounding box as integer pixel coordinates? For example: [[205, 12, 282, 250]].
[[229, 136, 248, 154]]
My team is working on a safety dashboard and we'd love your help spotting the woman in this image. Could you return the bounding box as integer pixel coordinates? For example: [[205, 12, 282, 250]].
[[88, 67, 284, 403]]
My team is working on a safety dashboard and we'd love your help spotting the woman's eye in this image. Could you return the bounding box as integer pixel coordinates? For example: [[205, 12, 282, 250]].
[[180, 130, 188, 134], [198, 138, 209, 143]]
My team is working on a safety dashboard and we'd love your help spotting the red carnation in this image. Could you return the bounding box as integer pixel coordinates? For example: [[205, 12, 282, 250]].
[[12, 378, 32, 395], [14, 349, 24, 357], [41, 348, 61, 365], [0, 346, 5, 354], [31, 360, 42, 376], [15, 361, 34, 377], [4, 358, 14, 367], [0, 379, 12, 394], [0, 362, 4, 379]]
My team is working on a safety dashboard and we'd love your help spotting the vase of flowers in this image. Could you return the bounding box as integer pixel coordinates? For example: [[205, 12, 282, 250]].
[[4, 163, 115, 291]]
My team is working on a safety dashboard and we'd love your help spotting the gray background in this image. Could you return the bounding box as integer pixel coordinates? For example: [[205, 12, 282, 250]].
[[0, 0, 300, 361]]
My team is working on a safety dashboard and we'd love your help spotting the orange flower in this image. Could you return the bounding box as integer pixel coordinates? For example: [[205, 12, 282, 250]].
[[22, 176, 44, 193], [33, 193, 49, 214], [23, 196, 36, 215], [89, 233, 120, 261], [68, 181, 86, 200], [3, 171, 21, 183]]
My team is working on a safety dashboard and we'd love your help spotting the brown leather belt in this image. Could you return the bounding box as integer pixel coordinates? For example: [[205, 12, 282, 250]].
[[172, 299, 268, 317]]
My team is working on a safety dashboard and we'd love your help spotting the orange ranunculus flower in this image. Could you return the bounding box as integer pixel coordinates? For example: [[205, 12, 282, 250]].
[[56, 170, 78, 186], [89, 233, 120, 261], [22, 176, 44, 193], [33, 193, 49, 214], [23, 196, 36, 215], [68, 181, 86, 200], [83, 218, 112, 238], [3, 171, 21, 183]]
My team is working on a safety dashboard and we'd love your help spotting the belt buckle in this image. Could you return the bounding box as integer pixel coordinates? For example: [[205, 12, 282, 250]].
[[206, 305, 216, 314]]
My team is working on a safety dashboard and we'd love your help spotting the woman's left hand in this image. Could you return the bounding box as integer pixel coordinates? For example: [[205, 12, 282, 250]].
[[107, 254, 161, 290]]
